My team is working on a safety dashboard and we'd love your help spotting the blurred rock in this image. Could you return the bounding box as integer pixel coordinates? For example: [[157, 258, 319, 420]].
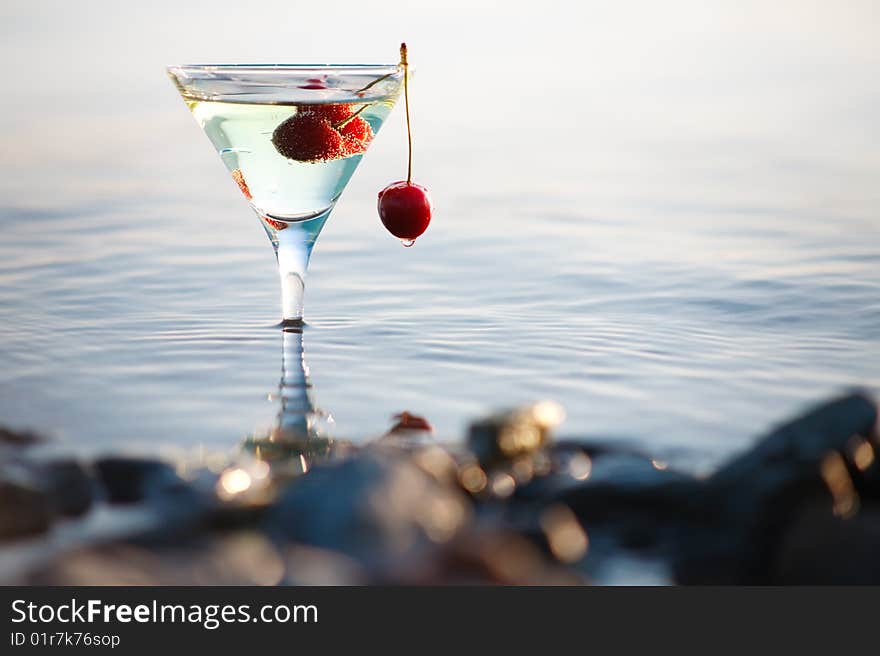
[[283, 545, 368, 585], [0, 463, 52, 540], [769, 501, 880, 584], [674, 392, 879, 584], [516, 442, 695, 503], [28, 544, 164, 586], [28, 532, 285, 586], [5, 392, 880, 585], [94, 457, 185, 504], [468, 402, 564, 467], [0, 426, 45, 447], [45, 460, 93, 517], [379, 528, 586, 585], [512, 444, 701, 556], [712, 392, 877, 486], [400, 444, 462, 488], [265, 452, 471, 568], [91, 457, 214, 546]]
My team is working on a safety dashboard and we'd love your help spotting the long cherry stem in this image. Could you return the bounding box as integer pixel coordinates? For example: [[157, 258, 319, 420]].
[[401, 43, 412, 184], [357, 71, 393, 94]]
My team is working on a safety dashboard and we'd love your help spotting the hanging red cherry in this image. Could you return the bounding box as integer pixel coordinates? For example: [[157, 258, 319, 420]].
[[377, 43, 432, 246], [378, 181, 432, 242]]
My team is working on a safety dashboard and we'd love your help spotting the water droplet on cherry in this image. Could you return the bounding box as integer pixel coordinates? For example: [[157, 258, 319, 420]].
[[402, 239, 415, 247]]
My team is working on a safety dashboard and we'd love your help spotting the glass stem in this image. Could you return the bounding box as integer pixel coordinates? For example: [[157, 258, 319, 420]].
[[277, 234, 310, 323], [267, 209, 330, 325]]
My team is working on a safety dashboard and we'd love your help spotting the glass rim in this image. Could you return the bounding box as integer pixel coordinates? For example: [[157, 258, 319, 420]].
[[167, 63, 403, 73]]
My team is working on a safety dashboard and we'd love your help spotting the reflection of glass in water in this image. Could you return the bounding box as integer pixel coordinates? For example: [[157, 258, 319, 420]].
[[242, 328, 336, 463]]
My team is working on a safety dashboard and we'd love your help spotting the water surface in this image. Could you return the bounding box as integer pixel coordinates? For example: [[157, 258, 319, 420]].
[[1, 1, 878, 474]]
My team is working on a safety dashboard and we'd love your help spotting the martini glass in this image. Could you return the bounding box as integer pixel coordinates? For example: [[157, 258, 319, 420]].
[[167, 64, 404, 325]]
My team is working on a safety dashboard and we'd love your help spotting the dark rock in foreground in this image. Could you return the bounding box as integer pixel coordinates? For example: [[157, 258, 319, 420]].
[[0, 426, 44, 447], [0, 464, 52, 540], [265, 451, 471, 567], [674, 393, 879, 583], [94, 457, 184, 505], [1, 392, 879, 585], [45, 460, 93, 517]]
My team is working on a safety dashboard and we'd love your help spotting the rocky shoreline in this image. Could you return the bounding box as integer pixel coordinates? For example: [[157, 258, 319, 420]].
[[1, 391, 878, 585]]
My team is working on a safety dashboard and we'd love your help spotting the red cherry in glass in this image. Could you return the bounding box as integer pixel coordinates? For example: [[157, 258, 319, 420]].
[[377, 181, 432, 244], [272, 113, 346, 162], [337, 115, 373, 153], [306, 103, 352, 123]]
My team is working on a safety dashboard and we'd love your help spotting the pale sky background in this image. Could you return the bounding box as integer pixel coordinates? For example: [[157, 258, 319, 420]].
[[2, 0, 878, 220]]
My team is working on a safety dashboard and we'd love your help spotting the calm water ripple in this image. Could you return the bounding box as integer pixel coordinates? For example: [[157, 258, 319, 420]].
[[2, 186, 878, 474]]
